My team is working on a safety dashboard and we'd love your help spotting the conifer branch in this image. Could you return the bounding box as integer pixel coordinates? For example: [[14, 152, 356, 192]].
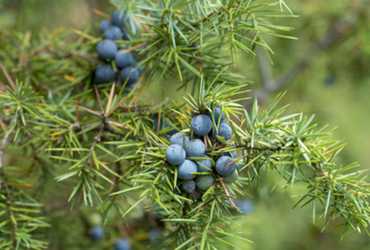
[[85, 118, 107, 170], [0, 0, 368, 248], [0, 132, 17, 248]]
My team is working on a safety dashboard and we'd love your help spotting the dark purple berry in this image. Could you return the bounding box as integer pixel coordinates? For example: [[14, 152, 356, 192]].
[[182, 180, 196, 193]]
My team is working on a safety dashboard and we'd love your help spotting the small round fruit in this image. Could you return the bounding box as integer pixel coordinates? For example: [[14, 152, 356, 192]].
[[111, 10, 128, 28], [185, 139, 205, 157], [152, 114, 161, 129], [120, 67, 139, 85], [215, 156, 236, 176], [123, 29, 129, 40], [182, 180, 196, 193], [191, 114, 213, 136], [95, 63, 115, 84], [170, 132, 189, 147], [196, 175, 214, 191], [89, 226, 104, 241], [223, 169, 239, 183], [114, 238, 131, 250], [104, 26, 122, 41], [213, 122, 232, 141], [89, 212, 103, 226], [115, 50, 135, 69], [234, 199, 253, 214], [214, 105, 225, 123], [178, 160, 197, 180], [190, 190, 202, 200], [96, 39, 117, 60], [99, 19, 112, 33], [166, 144, 186, 165], [195, 155, 212, 172]]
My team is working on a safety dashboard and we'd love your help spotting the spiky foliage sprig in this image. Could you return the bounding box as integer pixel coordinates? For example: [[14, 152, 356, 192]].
[[0, 0, 369, 249], [0, 82, 49, 249], [110, 0, 297, 91]]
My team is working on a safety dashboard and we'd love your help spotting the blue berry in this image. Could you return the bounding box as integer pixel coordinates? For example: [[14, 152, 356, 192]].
[[182, 180, 196, 193], [114, 238, 131, 250], [178, 160, 197, 180], [96, 39, 117, 60], [111, 10, 128, 28], [190, 190, 202, 200], [214, 105, 225, 123], [170, 132, 189, 147], [166, 144, 186, 165], [95, 63, 115, 84], [215, 156, 236, 176], [195, 154, 212, 172], [213, 122, 232, 141], [234, 199, 253, 214], [89, 226, 104, 241], [185, 139, 205, 157], [223, 169, 238, 183], [123, 29, 130, 40], [115, 50, 135, 69], [104, 26, 122, 41], [191, 114, 213, 136], [120, 67, 139, 85], [152, 114, 161, 129], [196, 175, 214, 191], [99, 19, 112, 33]]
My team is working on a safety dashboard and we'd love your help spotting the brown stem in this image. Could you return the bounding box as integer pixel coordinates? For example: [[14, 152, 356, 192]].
[[0, 62, 16, 93], [219, 179, 238, 210], [85, 118, 107, 169]]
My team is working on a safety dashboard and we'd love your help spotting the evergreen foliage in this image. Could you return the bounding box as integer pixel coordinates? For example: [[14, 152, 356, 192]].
[[0, 0, 369, 249]]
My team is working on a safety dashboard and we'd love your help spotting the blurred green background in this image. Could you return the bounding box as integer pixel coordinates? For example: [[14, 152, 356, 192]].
[[1, 0, 369, 249]]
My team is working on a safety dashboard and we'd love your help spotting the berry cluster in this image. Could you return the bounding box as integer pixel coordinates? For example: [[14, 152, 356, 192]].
[[94, 9, 142, 89], [165, 105, 239, 199]]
